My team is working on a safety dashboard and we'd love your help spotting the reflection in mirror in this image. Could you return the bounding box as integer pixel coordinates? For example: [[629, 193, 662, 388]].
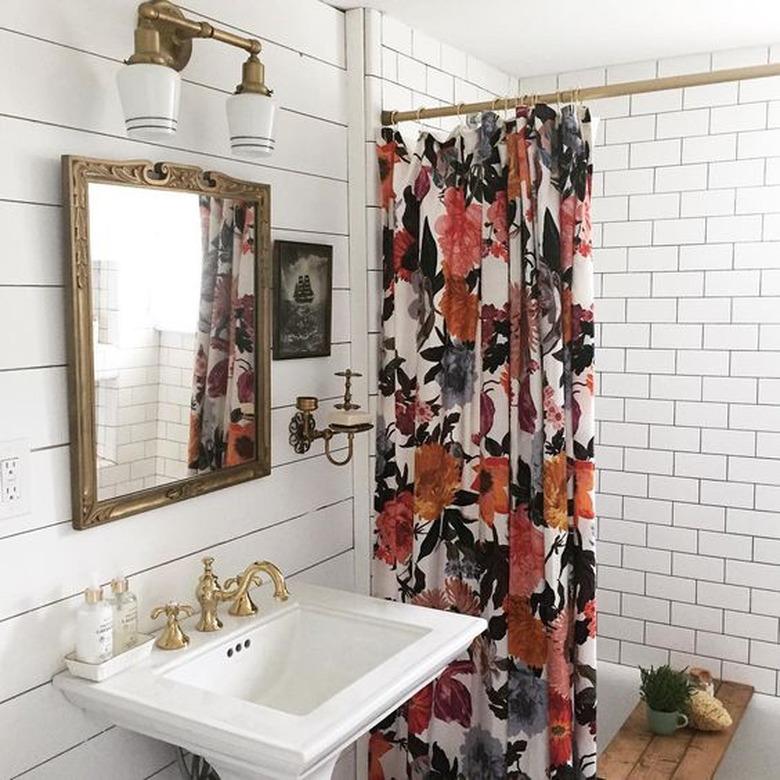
[[88, 184, 257, 501]]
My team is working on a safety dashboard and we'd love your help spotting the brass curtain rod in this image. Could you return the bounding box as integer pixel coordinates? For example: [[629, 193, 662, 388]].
[[380, 62, 780, 125]]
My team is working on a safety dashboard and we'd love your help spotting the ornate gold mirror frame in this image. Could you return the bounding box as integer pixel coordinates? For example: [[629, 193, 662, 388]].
[[63, 155, 271, 530]]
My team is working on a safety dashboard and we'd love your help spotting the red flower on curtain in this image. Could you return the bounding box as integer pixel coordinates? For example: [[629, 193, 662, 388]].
[[470, 456, 510, 526], [407, 683, 433, 735], [375, 491, 415, 566], [433, 661, 474, 728], [435, 187, 482, 277]]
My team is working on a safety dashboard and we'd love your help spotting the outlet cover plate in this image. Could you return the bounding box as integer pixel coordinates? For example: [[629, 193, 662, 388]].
[[0, 439, 30, 520]]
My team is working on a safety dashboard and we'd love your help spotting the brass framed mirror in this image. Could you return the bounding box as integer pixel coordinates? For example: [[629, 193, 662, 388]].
[[63, 156, 271, 530]]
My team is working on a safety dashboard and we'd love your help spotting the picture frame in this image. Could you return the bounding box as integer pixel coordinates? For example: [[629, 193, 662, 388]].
[[273, 240, 333, 360]]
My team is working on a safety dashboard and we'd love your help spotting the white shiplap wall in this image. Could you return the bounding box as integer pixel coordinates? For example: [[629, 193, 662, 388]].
[[519, 46, 780, 695], [0, 2, 360, 778]]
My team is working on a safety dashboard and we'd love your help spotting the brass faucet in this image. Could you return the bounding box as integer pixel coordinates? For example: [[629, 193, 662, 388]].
[[223, 561, 290, 617], [194, 556, 290, 630], [195, 556, 226, 632]]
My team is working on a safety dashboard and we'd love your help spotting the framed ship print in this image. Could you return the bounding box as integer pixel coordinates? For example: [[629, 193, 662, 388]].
[[272, 240, 333, 359]]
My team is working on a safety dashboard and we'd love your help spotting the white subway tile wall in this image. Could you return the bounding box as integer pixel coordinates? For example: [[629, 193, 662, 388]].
[[576, 46, 780, 694]]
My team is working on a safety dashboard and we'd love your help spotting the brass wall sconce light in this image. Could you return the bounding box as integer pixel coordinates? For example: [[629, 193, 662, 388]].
[[117, 1, 275, 157], [289, 370, 373, 467]]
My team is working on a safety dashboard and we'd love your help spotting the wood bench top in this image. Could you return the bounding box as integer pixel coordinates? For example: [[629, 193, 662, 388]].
[[598, 680, 754, 779]]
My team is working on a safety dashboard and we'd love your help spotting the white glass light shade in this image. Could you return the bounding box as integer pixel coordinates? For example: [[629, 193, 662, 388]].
[[226, 92, 276, 158], [117, 63, 181, 140]]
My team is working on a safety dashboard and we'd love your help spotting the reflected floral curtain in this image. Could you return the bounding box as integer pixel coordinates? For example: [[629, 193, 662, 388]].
[[372, 106, 597, 779], [187, 197, 256, 472]]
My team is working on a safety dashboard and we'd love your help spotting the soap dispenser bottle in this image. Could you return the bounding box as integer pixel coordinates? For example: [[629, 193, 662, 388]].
[[110, 576, 138, 652], [76, 585, 114, 663]]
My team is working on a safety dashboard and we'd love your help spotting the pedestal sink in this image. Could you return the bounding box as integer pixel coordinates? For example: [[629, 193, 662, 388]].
[[54, 583, 486, 780]]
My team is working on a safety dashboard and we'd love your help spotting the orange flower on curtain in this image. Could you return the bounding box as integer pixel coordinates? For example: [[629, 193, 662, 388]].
[[188, 197, 256, 473], [372, 106, 597, 779]]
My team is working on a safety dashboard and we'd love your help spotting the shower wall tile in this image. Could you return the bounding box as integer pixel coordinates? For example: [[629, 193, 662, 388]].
[[553, 43, 780, 694]]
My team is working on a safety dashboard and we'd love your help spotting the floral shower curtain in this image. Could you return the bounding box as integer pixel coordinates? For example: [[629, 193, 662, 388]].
[[372, 106, 597, 779], [187, 197, 256, 472]]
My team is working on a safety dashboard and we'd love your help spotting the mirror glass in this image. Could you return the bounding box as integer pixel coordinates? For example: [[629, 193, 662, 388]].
[[88, 183, 258, 501]]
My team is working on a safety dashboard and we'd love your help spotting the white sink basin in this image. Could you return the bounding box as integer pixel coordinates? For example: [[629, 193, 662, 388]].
[[55, 583, 486, 780]]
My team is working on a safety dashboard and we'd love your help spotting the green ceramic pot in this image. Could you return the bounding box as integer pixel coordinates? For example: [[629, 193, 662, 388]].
[[646, 705, 689, 735]]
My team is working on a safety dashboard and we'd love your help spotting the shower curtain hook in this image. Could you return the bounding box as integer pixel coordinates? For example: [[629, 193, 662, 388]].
[[457, 102, 465, 123], [390, 110, 399, 130], [415, 106, 425, 123]]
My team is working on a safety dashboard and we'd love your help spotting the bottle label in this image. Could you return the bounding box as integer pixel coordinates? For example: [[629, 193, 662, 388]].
[[97, 614, 113, 660], [113, 601, 138, 652]]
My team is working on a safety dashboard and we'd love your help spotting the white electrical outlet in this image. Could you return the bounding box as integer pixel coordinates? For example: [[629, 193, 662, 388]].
[[3, 480, 20, 504], [0, 439, 30, 520], [2, 457, 19, 481]]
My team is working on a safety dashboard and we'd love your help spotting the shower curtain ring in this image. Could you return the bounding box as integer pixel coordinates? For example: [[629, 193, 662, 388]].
[[390, 110, 399, 129], [457, 102, 465, 121], [415, 106, 425, 122], [491, 96, 500, 112]]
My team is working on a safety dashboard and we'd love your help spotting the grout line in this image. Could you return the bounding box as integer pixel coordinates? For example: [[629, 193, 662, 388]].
[[0, 112, 349, 185], [0, 496, 354, 623]]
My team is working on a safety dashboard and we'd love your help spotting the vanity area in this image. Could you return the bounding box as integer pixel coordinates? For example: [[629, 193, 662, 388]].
[[55, 568, 485, 780], [41, 8, 487, 779], [54, 148, 486, 778]]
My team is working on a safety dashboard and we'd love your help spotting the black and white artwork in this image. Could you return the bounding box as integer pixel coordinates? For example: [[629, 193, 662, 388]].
[[273, 240, 332, 359]]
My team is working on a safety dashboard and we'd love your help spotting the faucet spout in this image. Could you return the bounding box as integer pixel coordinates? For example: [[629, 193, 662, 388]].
[[224, 560, 289, 617]]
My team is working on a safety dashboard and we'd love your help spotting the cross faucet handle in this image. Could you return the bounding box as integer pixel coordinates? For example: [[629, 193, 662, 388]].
[[150, 602, 194, 650]]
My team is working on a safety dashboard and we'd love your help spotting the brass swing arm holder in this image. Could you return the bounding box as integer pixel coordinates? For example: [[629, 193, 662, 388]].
[[129, 1, 271, 95], [288, 370, 373, 467]]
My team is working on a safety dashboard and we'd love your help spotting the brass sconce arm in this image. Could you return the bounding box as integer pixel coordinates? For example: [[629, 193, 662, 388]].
[[137, 2, 262, 56], [128, 1, 270, 95]]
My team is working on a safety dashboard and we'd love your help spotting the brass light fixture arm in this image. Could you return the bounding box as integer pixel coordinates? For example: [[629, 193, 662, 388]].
[[129, 1, 270, 94], [138, 2, 262, 56]]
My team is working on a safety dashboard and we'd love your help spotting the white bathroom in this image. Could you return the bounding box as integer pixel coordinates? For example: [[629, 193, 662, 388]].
[[1, 1, 780, 778]]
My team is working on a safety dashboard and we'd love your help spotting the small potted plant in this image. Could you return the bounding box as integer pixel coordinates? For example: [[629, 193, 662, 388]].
[[639, 664, 694, 735]]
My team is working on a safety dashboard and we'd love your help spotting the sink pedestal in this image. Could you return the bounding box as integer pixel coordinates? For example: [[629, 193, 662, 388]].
[[209, 755, 339, 780]]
